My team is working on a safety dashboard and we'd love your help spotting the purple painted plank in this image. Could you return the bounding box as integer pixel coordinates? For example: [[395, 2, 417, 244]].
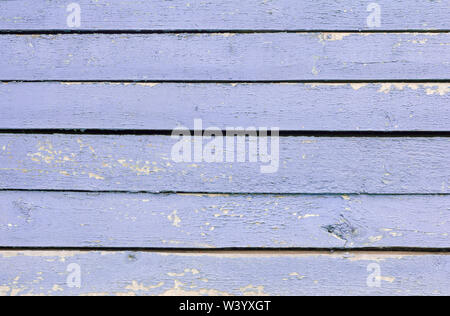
[[1, 191, 449, 248], [0, 135, 448, 193], [1, 251, 449, 296], [0, 82, 449, 131], [0, 0, 448, 31], [1, 33, 448, 80]]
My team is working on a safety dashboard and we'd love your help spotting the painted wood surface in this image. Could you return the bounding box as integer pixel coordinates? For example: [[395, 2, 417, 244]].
[[1, 191, 449, 249], [0, 135, 448, 194], [1, 33, 448, 81], [0, 0, 449, 31], [1, 82, 449, 131], [1, 251, 449, 296], [1, 0, 449, 297]]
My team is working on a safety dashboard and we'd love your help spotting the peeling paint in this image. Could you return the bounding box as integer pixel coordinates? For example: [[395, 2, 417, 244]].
[[378, 83, 420, 94], [423, 84, 450, 96], [168, 210, 181, 227], [377, 276, 396, 283], [211, 33, 236, 38], [298, 214, 320, 219], [0, 251, 83, 258], [318, 33, 351, 42], [369, 236, 383, 243], [160, 280, 231, 296], [176, 193, 230, 198], [52, 284, 64, 292], [0, 286, 11, 296], [377, 83, 449, 95], [89, 173, 104, 180], [125, 281, 164, 291], [240, 285, 270, 296], [350, 83, 369, 90]]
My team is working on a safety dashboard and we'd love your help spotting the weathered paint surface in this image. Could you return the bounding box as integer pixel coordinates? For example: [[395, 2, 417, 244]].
[[1, 0, 449, 297], [0, 0, 448, 31], [1, 191, 449, 249], [1, 33, 448, 80], [0, 251, 449, 296], [1, 82, 449, 131], [0, 135, 448, 193]]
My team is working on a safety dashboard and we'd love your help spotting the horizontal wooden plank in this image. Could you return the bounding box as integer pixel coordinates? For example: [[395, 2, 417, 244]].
[[1, 251, 449, 296], [1, 33, 448, 81], [1, 82, 449, 131], [0, 0, 449, 31], [1, 192, 449, 248], [0, 135, 448, 193]]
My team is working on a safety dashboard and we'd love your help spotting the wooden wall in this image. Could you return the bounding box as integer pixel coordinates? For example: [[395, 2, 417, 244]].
[[0, 0, 449, 296]]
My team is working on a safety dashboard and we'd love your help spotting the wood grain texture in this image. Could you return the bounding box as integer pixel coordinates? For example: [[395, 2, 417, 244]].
[[0, 0, 449, 31], [1, 191, 449, 249], [1, 33, 448, 81], [1, 0, 449, 298], [0, 135, 449, 194], [1, 82, 449, 131], [1, 251, 449, 296]]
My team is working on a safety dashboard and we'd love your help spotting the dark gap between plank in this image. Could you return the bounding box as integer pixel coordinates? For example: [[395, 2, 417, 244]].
[[0, 129, 449, 137], [2, 79, 450, 84], [0, 189, 449, 196], [0, 246, 449, 254], [1, 29, 449, 35]]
